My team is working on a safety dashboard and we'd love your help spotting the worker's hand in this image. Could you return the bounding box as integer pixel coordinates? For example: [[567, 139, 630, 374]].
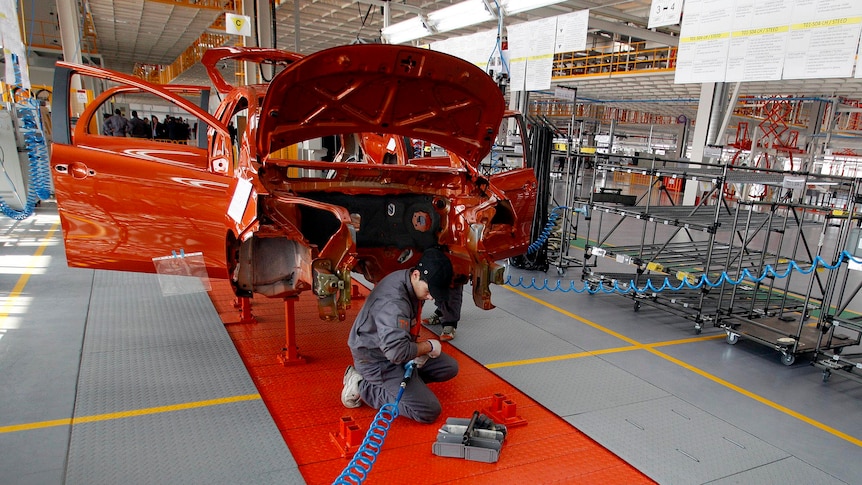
[[413, 354, 430, 368], [427, 339, 441, 358]]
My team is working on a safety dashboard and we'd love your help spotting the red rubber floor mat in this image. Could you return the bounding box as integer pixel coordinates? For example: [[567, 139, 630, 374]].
[[209, 281, 654, 484]]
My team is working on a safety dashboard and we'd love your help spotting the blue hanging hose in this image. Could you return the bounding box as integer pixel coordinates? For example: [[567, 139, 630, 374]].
[[527, 205, 589, 255], [0, 55, 52, 220], [333, 361, 416, 485]]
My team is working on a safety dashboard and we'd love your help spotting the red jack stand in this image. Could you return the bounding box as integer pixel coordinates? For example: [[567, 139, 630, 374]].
[[330, 416, 364, 457], [483, 393, 527, 428], [233, 296, 257, 324], [277, 296, 306, 365]]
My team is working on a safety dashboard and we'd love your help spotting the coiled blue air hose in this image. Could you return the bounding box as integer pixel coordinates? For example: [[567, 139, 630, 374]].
[[527, 205, 589, 255], [506, 250, 862, 295], [0, 55, 52, 220], [333, 361, 416, 485]]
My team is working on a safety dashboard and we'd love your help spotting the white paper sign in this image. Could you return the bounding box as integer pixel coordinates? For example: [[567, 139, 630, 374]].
[[226, 13, 252, 37], [0, 0, 30, 89], [555, 10, 589, 53], [525, 17, 558, 91], [554, 86, 577, 101], [726, 26, 789, 82], [432, 29, 497, 68], [507, 22, 533, 92], [674, 0, 733, 83], [648, 0, 684, 28], [783, 17, 862, 79], [858, 28, 862, 78]]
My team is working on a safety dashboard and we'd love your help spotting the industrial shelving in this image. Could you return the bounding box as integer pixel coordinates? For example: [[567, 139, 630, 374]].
[[813, 225, 862, 381], [716, 201, 852, 365], [581, 156, 862, 366]]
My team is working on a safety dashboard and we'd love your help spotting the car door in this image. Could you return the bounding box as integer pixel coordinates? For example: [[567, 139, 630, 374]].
[[51, 64, 232, 278]]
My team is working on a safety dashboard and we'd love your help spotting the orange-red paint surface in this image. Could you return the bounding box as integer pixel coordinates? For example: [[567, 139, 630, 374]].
[[209, 280, 654, 484]]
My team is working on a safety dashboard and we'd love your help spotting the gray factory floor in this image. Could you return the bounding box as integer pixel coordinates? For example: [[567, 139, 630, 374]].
[[2, 201, 861, 484]]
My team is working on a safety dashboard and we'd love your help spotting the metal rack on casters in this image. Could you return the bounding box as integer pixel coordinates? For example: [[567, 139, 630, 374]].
[[813, 215, 862, 381], [582, 159, 800, 333], [718, 197, 855, 365], [581, 158, 862, 366]]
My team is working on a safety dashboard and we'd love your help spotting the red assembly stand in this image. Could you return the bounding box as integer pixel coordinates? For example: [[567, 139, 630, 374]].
[[330, 416, 364, 457], [484, 393, 527, 428]]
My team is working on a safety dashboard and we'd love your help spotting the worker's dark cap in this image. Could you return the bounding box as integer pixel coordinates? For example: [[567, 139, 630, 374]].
[[416, 248, 453, 301]]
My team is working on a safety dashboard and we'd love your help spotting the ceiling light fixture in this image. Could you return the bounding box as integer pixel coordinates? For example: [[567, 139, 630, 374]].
[[382, 15, 433, 45], [501, 0, 567, 15], [427, 0, 496, 34]]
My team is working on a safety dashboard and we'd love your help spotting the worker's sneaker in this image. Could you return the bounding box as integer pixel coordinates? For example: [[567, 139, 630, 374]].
[[341, 365, 363, 408], [422, 312, 442, 326], [440, 325, 456, 341]]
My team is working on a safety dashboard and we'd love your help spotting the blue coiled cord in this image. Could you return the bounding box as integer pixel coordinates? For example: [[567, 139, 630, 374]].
[[527, 205, 589, 255], [333, 361, 416, 485], [1, 56, 52, 220], [506, 250, 862, 295], [526, 206, 563, 254]]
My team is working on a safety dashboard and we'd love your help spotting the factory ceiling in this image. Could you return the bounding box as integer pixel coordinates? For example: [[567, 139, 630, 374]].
[[17, 0, 862, 122]]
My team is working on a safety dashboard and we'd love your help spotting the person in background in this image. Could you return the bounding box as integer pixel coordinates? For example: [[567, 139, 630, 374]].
[[128, 110, 149, 138], [166, 116, 178, 141], [424, 283, 463, 341], [422, 245, 463, 341], [341, 248, 459, 423], [151, 115, 162, 139], [107, 109, 129, 137], [101, 112, 113, 136], [228, 120, 238, 145]]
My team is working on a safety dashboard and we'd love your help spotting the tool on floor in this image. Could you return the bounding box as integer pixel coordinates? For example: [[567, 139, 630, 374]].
[[432, 411, 508, 463], [332, 360, 416, 485]]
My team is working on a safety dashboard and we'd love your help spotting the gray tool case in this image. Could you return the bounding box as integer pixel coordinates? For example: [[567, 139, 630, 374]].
[[432, 412, 507, 463]]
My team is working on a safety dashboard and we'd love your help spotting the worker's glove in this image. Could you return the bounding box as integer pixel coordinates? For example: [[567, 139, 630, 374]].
[[427, 339, 442, 358], [413, 354, 430, 369]]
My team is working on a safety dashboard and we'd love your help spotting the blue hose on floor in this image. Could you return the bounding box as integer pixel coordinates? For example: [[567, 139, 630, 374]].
[[505, 250, 862, 295], [332, 361, 416, 485]]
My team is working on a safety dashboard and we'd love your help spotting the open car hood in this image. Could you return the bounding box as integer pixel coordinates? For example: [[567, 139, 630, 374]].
[[257, 44, 505, 166]]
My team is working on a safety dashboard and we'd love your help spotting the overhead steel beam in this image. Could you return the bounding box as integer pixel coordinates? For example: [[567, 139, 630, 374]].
[[587, 17, 678, 46], [357, 0, 424, 15]]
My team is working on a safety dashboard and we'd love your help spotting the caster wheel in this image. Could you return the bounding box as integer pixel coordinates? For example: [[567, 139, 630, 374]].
[[556, 267, 566, 276], [781, 353, 796, 366], [726, 332, 739, 345], [822, 369, 831, 382], [634, 301, 641, 312]]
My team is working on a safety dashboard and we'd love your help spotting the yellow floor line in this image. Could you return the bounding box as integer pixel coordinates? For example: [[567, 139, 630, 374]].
[[0, 394, 262, 434], [487, 334, 723, 369], [1, 223, 59, 319], [496, 285, 862, 448], [2, 224, 262, 435]]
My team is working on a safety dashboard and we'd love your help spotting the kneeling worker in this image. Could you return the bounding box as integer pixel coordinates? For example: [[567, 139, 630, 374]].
[[341, 248, 459, 423]]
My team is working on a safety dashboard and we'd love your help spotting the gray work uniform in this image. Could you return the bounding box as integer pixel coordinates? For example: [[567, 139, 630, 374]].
[[435, 284, 463, 328], [347, 269, 458, 423], [107, 114, 128, 136]]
